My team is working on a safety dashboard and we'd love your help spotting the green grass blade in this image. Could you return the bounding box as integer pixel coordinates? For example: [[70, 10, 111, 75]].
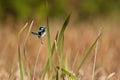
[[56, 14, 71, 80], [18, 22, 28, 38], [41, 34, 56, 80], [41, 43, 55, 80], [45, 0, 52, 70], [65, 53, 68, 70], [18, 46, 24, 80], [41, 31, 59, 80], [57, 66, 79, 80], [77, 33, 102, 74], [46, 16, 52, 70], [55, 66, 59, 80], [57, 14, 71, 47]]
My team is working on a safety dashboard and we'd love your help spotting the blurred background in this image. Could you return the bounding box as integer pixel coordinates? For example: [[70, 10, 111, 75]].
[[0, 0, 120, 25], [0, 0, 120, 80]]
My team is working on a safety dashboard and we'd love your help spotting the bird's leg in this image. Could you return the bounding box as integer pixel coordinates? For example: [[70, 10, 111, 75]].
[[41, 38, 43, 44]]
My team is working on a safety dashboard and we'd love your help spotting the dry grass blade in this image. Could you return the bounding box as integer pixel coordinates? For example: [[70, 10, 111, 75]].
[[18, 22, 28, 39], [23, 20, 34, 46], [23, 49, 31, 80], [72, 49, 79, 70], [105, 72, 115, 80], [32, 42, 43, 80]]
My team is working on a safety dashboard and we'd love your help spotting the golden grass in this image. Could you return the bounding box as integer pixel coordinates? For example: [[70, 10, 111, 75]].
[[0, 21, 120, 80]]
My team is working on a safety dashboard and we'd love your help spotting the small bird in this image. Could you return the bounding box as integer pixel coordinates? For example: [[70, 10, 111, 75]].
[[31, 26, 47, 38]]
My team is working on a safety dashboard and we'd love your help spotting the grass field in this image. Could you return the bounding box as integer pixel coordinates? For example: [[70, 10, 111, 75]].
[[0, 17, 120, 80]]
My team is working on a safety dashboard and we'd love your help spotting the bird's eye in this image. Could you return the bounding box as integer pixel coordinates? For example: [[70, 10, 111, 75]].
[[40, 27, 43, 30]]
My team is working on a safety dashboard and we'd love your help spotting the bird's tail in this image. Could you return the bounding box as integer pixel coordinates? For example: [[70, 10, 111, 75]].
[[31, 32, 38, 35]]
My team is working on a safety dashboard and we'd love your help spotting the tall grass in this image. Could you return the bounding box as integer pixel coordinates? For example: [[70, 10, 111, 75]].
[[17, 15, 102, 80]]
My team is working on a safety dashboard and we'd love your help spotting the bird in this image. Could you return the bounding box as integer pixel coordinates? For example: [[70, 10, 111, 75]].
[[31, 26, 47, 38]]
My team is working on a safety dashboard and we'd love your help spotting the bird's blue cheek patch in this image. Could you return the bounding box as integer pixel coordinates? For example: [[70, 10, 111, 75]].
[[39, 29, 43, 32]]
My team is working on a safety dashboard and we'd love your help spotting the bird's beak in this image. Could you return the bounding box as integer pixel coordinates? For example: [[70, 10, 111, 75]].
[[44, 26, 47, 29]]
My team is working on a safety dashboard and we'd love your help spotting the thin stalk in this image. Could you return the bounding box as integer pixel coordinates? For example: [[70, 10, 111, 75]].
[[72, 49, 79, 70], [92, 28, 102, 80], [32, 43, 43, 80]]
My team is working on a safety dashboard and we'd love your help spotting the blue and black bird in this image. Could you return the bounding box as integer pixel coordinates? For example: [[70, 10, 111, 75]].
[[31, 26, 47, 38]]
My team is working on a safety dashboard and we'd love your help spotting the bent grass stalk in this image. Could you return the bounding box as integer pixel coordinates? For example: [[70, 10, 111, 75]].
[[23, 20, 34, 46], [32, 42, 43, 80], [18, 22, 28, 39]]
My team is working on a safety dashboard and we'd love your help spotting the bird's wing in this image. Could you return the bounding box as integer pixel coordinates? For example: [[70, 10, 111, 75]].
[[31, 32, 38, 35]]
